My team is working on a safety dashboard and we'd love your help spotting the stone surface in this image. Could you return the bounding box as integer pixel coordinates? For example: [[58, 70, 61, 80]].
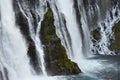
[[40, 3, 81, 75], [109, 21, 120, 54]]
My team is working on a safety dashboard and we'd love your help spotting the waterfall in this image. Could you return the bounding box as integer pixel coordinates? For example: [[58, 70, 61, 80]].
[[1, 0, 120, 80], [87, 1, 120, 55], [76, 0, 91, 56], [17, 0, 47, 75], [49, 0, 120, 72], [0, 0, 64, 80], [48, 0, 74, 59], [94, 7, 120, 55], [53, 0, 83, 68], [49, 0, 90, 72], [0, 0, 34, 80]]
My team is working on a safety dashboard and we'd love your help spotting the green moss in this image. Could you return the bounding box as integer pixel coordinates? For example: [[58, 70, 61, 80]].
[[109, 21, 120, 53], [92, 28, 101, 41], [62, 59, 78, 73], [44, 35, 51, 42], [45, 10, 53, 21], [46, 59, 80, 75], [40, 3, 81, 75]]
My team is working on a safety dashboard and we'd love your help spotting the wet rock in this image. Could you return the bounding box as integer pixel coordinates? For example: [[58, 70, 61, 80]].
[[40, 3, 81, 75], [92, 28, 101, 41], [109, 21, 120, 54]]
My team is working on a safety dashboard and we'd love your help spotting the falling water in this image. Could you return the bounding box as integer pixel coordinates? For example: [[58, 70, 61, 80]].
[[76, 0, 91, 56], [50, 0, 120, 72], [0, 0, 34, 80], [48, 0, 74, 59], [17, 0, 47, 75], [90, 3, 120, 55], [49, 0, 92, 72], [0, 0, 74, 79], [55, 0, 84, 68], [0, 0, 67, 80], [1, 0, 120, 80]]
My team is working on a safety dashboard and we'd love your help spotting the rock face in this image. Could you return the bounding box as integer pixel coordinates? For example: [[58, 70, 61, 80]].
[[13, 0, 81, 75], [92, 28, 101, 41], [40, 4, 81, 75], [109, 21, 120, 54]]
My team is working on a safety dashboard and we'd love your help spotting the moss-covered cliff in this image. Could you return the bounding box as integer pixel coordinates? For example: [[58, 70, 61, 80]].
[[109, 21, 120, 54], [14, 0, 81, 75], [40, 3, 81, 75]]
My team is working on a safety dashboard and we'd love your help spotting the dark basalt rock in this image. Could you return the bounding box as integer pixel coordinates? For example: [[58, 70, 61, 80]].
[[40, 3, 81, 76], [92, 28, 101, 41]]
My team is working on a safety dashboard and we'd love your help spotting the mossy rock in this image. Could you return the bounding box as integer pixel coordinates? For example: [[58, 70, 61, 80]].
[[92, 28, 101, 41], [40, 3, 81, 75], [46, 59, 80, 75], [109, 21, 120, 54]]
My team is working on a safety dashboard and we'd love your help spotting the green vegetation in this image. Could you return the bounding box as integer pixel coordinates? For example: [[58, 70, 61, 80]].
[[109, 21, 120, 54], [40, 3, 81, 75], [92, 28, 101, 41]]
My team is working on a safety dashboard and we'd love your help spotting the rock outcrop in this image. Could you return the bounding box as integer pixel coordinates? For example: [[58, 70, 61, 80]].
[[14, 0, 81, 75], [13, 0, 81, 75], [109, 21, 120, 54], [40, 3, 81, 75]]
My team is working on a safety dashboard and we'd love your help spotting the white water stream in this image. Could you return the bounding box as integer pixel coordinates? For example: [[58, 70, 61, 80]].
[[1, 0, 120, 80]]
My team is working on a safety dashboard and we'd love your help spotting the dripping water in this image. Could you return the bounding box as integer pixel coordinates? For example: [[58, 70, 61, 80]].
[[1, 0, 120, 80], [90, 4, 120, 55], [0, 0, 34, 80], [17, 0, 47, 75]]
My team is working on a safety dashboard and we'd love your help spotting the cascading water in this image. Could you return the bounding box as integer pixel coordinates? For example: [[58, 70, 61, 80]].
[[0, 0, 34, 80], [48, 0, 74, 59], [1, 0, 120, 80], [17, 0, 47, 75], [53, 0, 84, 69], [0, 0, 59, 80], [49, 0, 95, 72], [76, 0, 91, 56], [88, 2, 120, 55], [50, 0, 120, 72]]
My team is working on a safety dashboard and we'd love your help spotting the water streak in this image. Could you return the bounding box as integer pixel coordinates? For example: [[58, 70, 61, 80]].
[[17, 0, 47, 75]]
